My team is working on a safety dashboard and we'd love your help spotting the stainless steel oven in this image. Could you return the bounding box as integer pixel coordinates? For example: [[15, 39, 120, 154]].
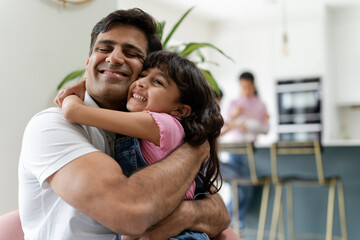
[[276, 78, 322, 141]]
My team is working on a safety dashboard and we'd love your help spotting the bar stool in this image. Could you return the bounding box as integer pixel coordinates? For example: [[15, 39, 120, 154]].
[[219, 142, 271, 240], [269, 140, 348, 240]]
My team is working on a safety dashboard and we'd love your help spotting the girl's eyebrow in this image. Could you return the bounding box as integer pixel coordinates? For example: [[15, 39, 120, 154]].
[[156, 72, 170, 85]]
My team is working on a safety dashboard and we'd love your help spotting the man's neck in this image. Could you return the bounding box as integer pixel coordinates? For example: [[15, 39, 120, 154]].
[[93, 97, 126, 111], [85, 92, 127, 111], [96, 100, 127, 111]]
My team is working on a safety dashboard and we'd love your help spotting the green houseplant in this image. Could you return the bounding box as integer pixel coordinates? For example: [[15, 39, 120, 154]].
[[57, 7, 232, 95]]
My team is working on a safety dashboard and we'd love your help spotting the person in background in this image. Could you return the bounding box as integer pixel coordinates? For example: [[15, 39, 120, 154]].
[[220, 71, 269, 234], [18, 8, 230, 240]]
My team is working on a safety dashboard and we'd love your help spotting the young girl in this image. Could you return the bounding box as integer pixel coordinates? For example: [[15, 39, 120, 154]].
[[57, 51, 224, 239]]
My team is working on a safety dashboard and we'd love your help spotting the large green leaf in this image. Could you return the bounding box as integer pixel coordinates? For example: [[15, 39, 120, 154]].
[[200, 69, 221, 96], [180, 42, 234, 62], [163, 6, 194, 49], [194, 48, 206, 63], [155, 21, 165, 42], [57, 69, 85, 90]]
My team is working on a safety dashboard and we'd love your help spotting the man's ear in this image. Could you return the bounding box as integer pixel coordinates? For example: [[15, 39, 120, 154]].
[[83, 57, 90, 81], [170, 104, 191, 118]]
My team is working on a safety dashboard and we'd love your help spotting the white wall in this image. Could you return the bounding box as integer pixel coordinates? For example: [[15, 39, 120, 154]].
[[211, 2, 325, 145], [325, 5, 360, 141], [117, 0, 215, 51], [0, 0, 117, 214]]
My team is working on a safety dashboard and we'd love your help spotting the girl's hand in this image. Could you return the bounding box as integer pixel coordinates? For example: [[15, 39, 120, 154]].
[[54, 80, 86, 107], [61, 95, 84, 123]]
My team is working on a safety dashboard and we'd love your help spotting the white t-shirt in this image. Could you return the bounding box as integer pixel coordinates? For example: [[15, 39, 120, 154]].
[[18, 92, 118, 240]]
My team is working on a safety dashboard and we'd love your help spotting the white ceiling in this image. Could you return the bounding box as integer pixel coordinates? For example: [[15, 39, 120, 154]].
[[150, 0, 360, 21]]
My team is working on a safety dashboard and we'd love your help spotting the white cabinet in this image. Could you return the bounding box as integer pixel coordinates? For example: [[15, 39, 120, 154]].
[[325, 5, 360, 141], [327, 6, 360, 106]]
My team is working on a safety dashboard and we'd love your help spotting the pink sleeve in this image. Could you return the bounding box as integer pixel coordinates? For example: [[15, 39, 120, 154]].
[[143, 111, 195, 200], [144, 111, 185, 155]]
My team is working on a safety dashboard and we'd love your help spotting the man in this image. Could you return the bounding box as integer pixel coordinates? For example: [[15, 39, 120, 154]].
[[19, 8, 230, 239]]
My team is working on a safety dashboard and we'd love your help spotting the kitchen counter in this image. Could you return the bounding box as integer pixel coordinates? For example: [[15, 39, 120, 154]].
[[323, 139, 360, 146], [238, 145, 360, 239], [255, 139, 360, 148]]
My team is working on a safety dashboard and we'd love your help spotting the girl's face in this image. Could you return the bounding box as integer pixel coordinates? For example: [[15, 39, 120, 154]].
[[126, 67, 183, 114]]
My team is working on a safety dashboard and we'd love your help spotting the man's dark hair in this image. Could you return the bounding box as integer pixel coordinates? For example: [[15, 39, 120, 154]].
[[89, 8, 162, 56]]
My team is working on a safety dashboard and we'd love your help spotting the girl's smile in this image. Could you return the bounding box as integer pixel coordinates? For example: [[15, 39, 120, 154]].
[[126, 68, 183, 115]]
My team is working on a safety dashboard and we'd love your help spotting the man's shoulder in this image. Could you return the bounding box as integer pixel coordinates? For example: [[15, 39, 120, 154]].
[[32, 107, 62, 118], [27, 107, 83, 132]]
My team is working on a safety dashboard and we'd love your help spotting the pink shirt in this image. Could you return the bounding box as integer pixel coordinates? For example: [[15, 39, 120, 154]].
[[140, 111, 195, 200], [224, 96, 269, 142]]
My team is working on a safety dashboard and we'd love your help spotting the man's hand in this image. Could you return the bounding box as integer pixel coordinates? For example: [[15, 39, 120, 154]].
[[121, 201, 193, 240], [121, 194, 230, 240]]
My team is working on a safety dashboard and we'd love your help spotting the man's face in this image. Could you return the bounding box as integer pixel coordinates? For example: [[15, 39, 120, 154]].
[[85, 24, 148, 110]]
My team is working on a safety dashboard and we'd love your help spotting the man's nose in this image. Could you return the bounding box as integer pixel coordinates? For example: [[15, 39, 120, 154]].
[[105, 48, 125, 65]]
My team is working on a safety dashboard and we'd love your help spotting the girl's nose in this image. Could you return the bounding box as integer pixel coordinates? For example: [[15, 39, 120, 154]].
[[136, 78, 147, 89]]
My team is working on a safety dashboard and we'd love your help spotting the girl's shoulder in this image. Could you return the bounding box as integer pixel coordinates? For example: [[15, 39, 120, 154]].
[[143, 111, 183, 130], [142, 111, 185, 151]]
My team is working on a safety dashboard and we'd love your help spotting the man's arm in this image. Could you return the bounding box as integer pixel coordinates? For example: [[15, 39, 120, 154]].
[[122, 193, 230, 240], [186, 194, 230, 237], [47, 142, 208, 236]]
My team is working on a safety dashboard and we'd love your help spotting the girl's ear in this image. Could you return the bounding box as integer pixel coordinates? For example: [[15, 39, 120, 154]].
[[171, 104, 192, 118]]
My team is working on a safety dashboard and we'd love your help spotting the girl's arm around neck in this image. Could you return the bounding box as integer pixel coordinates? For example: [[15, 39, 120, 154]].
[[61, 95, 160, 146]]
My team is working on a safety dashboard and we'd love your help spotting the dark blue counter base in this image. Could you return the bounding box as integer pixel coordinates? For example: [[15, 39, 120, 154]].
[[241, 146, 360, 239]]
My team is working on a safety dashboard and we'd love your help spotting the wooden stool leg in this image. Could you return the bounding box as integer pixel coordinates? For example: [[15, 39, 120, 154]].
[[326, 178, 336, 240], [231, 180, 240, 236], [286, 183, 295, 240], [270, 183, 282, 240], [337, 179, 348, 240], [257, 179, 270, 240], [278, 203, 285, 240]]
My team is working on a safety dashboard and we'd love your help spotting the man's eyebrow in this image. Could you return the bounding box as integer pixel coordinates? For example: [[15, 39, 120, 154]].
[[96, 40, 116, 45], [95, 41, 146, 57]]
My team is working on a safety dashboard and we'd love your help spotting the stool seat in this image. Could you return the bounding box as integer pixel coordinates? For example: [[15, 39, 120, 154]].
[[274, 175, 340, 185]]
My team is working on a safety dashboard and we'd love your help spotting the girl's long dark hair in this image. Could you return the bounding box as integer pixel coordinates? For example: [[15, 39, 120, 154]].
[[143, 51, 224, 193]]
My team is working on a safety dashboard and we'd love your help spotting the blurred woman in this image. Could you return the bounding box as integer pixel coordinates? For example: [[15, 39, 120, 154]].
[[220, 71, 269, 234]]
